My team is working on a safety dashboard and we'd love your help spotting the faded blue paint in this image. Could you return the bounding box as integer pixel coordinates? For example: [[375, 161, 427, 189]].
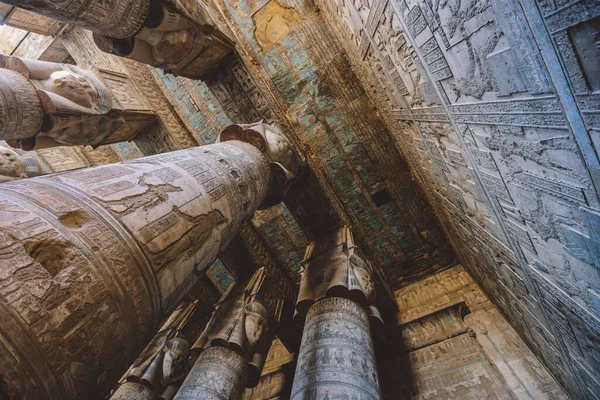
[[216, 0, 431, 269], [115, 142, 140, 159], [206, 259, 234, 293], [155, 69, 227, 143], [563, 207, 600, 270]]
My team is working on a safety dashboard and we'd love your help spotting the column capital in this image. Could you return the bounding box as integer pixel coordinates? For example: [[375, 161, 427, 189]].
[[219, 123, 299, 208], [0, 146, 28, 183], [93, 0, 235, 79], [0, 0, 148, 38], [0, 55, 125, 150], [2, 0, 235, 79], [295, 227, 383, 329], [191, 267, 280, 387], [112, 301, 200, 399]]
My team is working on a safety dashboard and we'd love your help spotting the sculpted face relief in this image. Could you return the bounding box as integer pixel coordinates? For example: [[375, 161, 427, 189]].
[[0, 146, 27, 183], [0, 55, 122, 150]]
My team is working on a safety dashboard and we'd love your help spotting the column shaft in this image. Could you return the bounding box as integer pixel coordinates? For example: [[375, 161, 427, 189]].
[[111, 382, 158, 400], [0, 0, 148, 38], [0, 0, 235, 79], [175, 346, 248, 400], [0, 141, 270, 398], [291, 297, 381, 400]]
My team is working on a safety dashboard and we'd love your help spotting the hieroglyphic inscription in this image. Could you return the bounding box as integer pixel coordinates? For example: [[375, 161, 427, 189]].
[[291, 297, 381, 400], [174, 347, 248, 400], [0, 140, 274, 399], [479, 170, 513, 204]]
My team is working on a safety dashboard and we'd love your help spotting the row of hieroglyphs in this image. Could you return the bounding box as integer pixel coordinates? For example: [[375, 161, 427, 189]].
[[317, 0, 600, 398]]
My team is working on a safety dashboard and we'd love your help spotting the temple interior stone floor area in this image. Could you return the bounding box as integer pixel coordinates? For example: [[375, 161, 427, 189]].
[[0, 0, 598, 399]]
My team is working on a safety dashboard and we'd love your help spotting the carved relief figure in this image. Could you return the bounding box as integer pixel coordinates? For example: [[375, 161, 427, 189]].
[[0, 146, 27, 183], [195, 298, 272, 361], [295, 227, 381, 326], [0, 55, 123, 150], [114, 301, 198, 399], [189, 267, 277, 390]]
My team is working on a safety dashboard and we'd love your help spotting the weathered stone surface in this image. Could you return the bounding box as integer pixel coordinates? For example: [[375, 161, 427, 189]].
[[92, 0, 235, 79], [316, 0, 600, 397], [174, 346, 248, 400], [111, 382, 159, 400], [191, 267, 280, 390], [0, 145, 28, 182], [192, 0, 455, 292], [1, 0, 235, 79], [112, 301, 199, 399], [0, 55, 125, 150], [291, 297, 382, 400], [295, 227, 382, 327], [60, 28, 158, 145], [0, 0, 148, 39], [242, 338, 295, 400], [0, 139, 274, 399], [1, 1, 598, 399], [392, 265, 567, 400]]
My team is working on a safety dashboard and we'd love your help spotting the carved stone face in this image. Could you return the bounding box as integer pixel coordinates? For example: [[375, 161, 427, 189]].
[[0, 146, 27, 183], [244, 302, 269, 350], [40, 71, 99, 111]]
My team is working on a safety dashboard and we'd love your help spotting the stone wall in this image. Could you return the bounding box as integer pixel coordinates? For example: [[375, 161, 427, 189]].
[[243, 338, 295, 400], [2, 1, 599, 397], [317, 0, 600, 398], [244, 265, 567, 399], [391, 265, 566, 399]]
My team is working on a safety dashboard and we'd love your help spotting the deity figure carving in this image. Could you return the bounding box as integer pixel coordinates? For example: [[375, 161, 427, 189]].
[[170, 268, 281, 400], [295, 227, 382, 328], [0, 142, 45, 182], [93, 0, 235, 79], [0, 55, 123, 150], [112, 301, 199, 400], [0, 146, 27, 183], [219, 122, 300, 207], [190, 268, 277, 387]]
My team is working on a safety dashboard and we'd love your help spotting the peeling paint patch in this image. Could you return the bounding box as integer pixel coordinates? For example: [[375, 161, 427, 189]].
[[253, 1, 303, 51]]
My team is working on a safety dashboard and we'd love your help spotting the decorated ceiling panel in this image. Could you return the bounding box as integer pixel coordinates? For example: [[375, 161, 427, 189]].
[[2, 1, 599, 398], [149, 1, 454, 289], [316, 0, 600, 397]]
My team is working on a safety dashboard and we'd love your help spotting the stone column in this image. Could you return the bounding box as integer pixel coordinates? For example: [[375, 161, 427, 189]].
[[0, 55, 125, 150], [0, 123, 297, 399], [110, 300, 199, 400], [174, 267, 280, 400], [0, 0, 147, 38], [175, 347, 248, 400], [291, 227, 383, 400], [0, 0, 235, 79]]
